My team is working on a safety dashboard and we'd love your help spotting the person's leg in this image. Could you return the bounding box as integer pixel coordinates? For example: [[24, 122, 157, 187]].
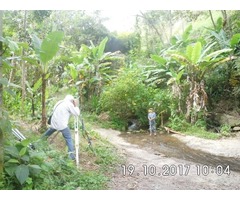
[[152, 121, 157, 135], [149, 121, 153, 135], [41, 128, 56, 139], [149, 121, 152, 135], [61, 127, 75, 160]]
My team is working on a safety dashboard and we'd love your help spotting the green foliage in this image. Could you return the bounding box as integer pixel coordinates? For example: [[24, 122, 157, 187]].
[[3, 11, 240, 190], [100, 67, 155, 127], [32, 31, 64, 73], [0, 114, 12, 134], [149, 88, 174, 125], [220, 124, 231, 137], [205, 67, 230, 102], [67, 36, 122, 106], [1, 123, 121, 190], [167, 115, 190, 132], [94, 144, 119, 167], [187, 41, 202, 64], [167, 116, 220, 140], [185, 125, 220, 140], [3, 139, 43, 188], [0, 36, 19, 52], [78, 171, 109, 190], [230, 33, 240, 49]]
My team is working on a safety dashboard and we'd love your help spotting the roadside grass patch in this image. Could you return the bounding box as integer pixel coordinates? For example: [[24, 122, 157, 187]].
[[184, 126, 220, 140]]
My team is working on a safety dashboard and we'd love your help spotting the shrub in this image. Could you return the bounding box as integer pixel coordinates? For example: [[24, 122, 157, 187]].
[[99, 67, 155, 128]]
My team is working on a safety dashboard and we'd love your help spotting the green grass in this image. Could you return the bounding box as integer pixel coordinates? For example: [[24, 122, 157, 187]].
[[184, 127, 221, 140], [82, 112, 126, 131], [182, 123, 234, 140]]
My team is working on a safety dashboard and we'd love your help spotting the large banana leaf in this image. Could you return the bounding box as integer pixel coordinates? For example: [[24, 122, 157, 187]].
[[204, 48, 232, 61], [97, 37, 108, 60], [31, 34, 42, 56], [151, 54, 167, 65], [40, 31, 64, 66], [168, 52, 191, 66], [191, 42, 202, 64]]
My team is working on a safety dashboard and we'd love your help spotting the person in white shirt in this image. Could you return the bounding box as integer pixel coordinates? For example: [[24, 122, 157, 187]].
[[42, 94, 80, 160]]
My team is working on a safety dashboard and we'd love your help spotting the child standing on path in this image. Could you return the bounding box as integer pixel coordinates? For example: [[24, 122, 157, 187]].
[[148, 108, 156, 136]]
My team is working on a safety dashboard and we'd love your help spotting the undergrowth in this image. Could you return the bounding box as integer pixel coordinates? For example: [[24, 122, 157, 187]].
[[1, 119, 122, 190]]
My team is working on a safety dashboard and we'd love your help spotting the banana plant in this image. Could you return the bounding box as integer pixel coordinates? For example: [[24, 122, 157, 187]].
[[69, 37, 118, 104], [148, 54, 185, 114], [31, 31, 64, 127], [167, 41, 233, 123]]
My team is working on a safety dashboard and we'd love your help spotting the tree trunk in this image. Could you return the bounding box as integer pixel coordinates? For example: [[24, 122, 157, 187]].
[[168, 10, 173, 43], [21, 11, 27, 115], [209, 10, 216, 30], [31, 94, 35, 117], [41, 73, 47, 128], [0, 10, 4, 183], [221, 10, 228, 28], [186, 78, 208, 124], [139, 11, 165, 45]]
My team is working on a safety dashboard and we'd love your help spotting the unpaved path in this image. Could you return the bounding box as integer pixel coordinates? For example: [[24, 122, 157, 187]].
[[94, 127, 240, 190], [172, 134, 240, 158]]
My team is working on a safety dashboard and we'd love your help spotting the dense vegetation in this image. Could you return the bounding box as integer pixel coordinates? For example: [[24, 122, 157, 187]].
[[1, 10, 240, 189]]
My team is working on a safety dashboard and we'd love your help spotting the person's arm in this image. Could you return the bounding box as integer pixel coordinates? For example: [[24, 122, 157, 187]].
[[72, 99, 79, 107], [69, 99, 80, 116], [152, 112, 156, 120], [148, 113, 152, 121]]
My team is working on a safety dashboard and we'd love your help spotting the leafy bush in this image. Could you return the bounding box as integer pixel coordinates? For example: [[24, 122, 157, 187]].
[[3, 139, 43, 189], [99, 67, 155, 128], [1, 126, 122, 190], [149, 88, 175, 126], [220, 124, 231, 137]]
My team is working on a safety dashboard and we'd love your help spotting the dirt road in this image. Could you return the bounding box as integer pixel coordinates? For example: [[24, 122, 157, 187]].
[[94, 127, 240, 190]]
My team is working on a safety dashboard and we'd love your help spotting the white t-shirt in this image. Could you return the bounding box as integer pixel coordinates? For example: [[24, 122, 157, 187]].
[[50, 97, 80, 130]]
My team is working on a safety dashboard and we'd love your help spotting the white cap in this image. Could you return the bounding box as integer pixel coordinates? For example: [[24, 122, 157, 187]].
[[64, 94, 74, 102]]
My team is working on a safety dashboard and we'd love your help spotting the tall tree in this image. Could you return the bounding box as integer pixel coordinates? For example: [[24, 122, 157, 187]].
[[32, 31, 64, 128], [167, 41, 233, 123]]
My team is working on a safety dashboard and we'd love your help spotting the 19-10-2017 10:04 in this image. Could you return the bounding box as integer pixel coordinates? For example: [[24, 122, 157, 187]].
[[121, 164, 231, 177]]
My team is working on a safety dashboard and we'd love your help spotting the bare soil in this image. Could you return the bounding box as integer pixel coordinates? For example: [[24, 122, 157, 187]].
[[94, 127, 240, 190]]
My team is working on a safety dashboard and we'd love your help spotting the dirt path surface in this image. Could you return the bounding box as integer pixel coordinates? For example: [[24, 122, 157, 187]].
[[94, 127, 240, 190], [172, 134, 240, 158]]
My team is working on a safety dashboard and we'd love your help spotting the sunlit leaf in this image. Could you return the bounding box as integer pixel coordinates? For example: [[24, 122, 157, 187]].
[[7, 159, 19, 164], [182, 25, 192, 41], [230, 34, 240, 48], [191, 42, 202, 64], [97, 37, 108, 59], [151, 55, 167, 65], [40, 31, 64, 65], [19, 147, 28, 157]]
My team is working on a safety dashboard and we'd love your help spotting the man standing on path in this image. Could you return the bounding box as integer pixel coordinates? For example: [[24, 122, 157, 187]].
[[42, 94, 80, 160]]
